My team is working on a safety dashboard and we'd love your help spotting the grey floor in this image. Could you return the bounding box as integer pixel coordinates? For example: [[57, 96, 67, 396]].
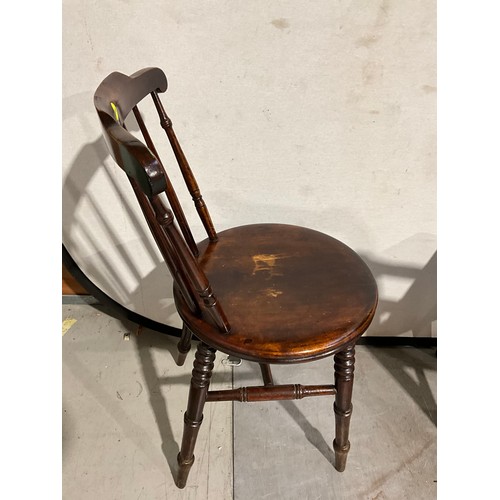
[[62, 302, 436, 500]]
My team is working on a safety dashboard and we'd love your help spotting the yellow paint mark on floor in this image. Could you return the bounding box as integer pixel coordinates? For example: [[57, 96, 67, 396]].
[[62, 318, 77, 336]]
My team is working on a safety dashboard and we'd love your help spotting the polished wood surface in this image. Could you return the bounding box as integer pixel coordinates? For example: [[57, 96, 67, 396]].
[[206, 384, 336, 403], [132, 105, 198, 256], [94, 67, 378, 489], [176, 342, 216, 489], [94, 69, 167, 197], [94, 68, 167, 124], [333, 344, 356, 471], [151, 92, 218, 242], [175, 224, 377, 363]]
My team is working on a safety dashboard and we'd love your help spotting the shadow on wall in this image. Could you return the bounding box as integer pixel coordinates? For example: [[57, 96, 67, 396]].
[[63, 99, 176, 321], [362, 251, 437, 338], [63, 94, 436, 340]]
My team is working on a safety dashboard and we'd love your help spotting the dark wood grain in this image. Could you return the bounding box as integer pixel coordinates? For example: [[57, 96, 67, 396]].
[[94, 68, 167, 124], [259, 364, 274, 386], [176, 342, 216, 489], [151, 92, 218, 241], [176, 324, 193, 367], [333, 344, 355, 472], [132, 106, 198, 256], [94, 68, 169, 196], [96, 110, 166, 197], [206, 384, 336, 403], [175, 224, 377, 363], [150, 196, 230, 334], [93, 67, 379, 489], [128, 176, 199, 315]]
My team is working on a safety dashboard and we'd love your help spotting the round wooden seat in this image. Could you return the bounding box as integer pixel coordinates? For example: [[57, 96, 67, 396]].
[[175, 223, 378, 363]]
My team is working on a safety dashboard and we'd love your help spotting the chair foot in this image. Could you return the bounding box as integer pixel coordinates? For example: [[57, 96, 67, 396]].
[[175, 453, 195, 489], [333, 438, 351, 472], [176, 324, 193, 366], [176, 348, 190, 367], [333, 344, 355, 472], [175, 342, 216, 488], [259, 363, 274, 386]]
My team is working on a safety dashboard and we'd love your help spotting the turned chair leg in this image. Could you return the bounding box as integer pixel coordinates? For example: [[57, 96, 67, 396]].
[[333, 344, 355, 472], [259, 363, 274, 386], [176, 342, 216, 488], [176, 324, 193, 367]]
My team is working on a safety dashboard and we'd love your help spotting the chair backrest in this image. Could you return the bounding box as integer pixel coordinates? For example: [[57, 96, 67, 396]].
[[94, 67, 230, 333]]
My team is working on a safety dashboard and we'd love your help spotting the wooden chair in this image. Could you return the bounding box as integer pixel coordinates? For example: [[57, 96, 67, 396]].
[[94, 67, 378, 488]]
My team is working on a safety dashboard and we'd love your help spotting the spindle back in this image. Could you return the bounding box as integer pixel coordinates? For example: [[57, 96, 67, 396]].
[[94, 68, 230, 333]]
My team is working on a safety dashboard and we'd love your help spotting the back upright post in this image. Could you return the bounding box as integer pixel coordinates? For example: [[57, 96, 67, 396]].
[[151, 91, 218, 241], [131, 106, 199, 257], [150, 196, 231, 334]]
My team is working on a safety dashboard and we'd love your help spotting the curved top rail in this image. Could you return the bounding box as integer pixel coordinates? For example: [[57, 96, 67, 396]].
[[94, 67, 168, 124]]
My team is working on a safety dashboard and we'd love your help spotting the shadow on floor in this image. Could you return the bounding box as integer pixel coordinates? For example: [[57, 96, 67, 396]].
[[361, 251, 437, 427], [131, 325, 187, 477], [368, 345, 437, 426]]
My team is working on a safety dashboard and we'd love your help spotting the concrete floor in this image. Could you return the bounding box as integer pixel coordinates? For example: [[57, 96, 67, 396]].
[[62, 302, 436, 499]]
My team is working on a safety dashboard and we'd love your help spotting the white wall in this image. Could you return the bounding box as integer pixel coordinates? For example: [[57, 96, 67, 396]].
[[63, 0, 436, 336]]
